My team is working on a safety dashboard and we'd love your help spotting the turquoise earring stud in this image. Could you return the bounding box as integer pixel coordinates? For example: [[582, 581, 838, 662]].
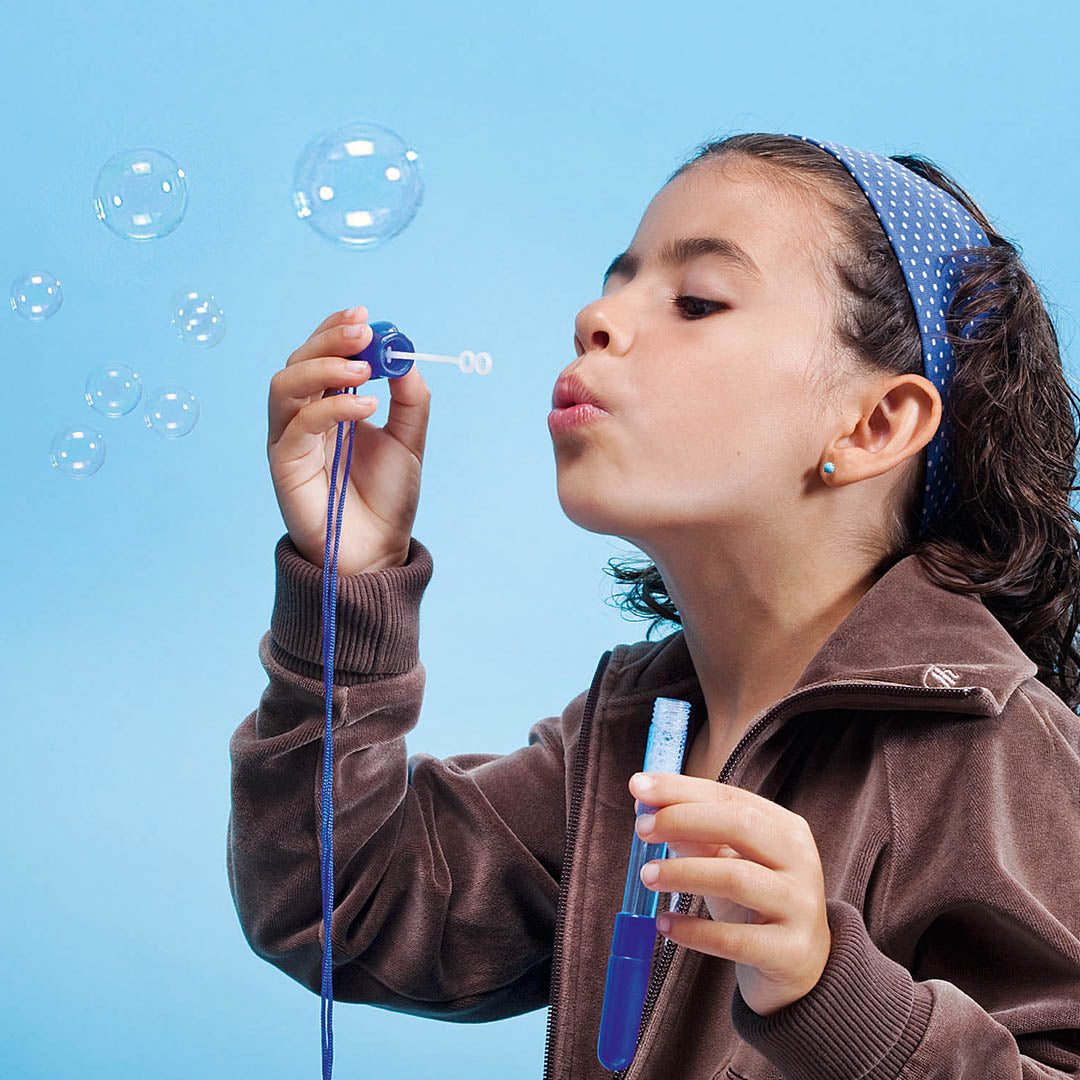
[[823, 461, 835, 474]]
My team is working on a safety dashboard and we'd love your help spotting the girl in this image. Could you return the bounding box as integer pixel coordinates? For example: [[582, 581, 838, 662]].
[[230, 132, 1080, 1078]]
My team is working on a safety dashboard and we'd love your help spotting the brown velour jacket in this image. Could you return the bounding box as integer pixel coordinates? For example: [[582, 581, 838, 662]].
[[228, 534, 1080, 1079]]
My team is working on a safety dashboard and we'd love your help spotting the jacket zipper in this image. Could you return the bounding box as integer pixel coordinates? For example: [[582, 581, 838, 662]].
[[542, 648, 614, 1080], [541, 662, 982, 1080], [609, 679, 983, 1080]]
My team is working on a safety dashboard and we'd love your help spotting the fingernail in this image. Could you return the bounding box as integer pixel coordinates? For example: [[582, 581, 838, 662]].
[[641, 862, 659, 884], [633, 773, 655, 791], [636, 813, 655, 834], [344, 322, 368, 337], [345, 305, 362, 318], [346, 359, 369, 371]]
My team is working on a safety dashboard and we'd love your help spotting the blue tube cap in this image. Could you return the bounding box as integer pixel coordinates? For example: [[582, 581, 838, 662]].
[[345, 320, 415, 380], [597, 912, 657, 1071]]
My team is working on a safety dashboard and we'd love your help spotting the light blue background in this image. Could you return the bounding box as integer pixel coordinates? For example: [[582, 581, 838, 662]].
[[2, 1, 1077, 1077]]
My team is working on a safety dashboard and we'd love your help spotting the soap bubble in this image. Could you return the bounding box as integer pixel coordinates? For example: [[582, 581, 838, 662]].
[[93, 148, 188, 241], [169, 287, 226, 348], [85, 363, 142, 418], [144, 385, 199, 438], [292, 121, 423, 249], [50, 425, 106, 477], [11, 270, 63, 321]]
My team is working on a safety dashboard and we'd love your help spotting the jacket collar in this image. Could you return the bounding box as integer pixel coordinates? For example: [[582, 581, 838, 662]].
[[618, 552, 1038, 718]]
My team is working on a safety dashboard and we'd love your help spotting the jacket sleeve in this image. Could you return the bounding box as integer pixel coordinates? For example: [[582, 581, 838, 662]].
[[729, 684, 1080, 1079], [227, 533, 581, 1022]]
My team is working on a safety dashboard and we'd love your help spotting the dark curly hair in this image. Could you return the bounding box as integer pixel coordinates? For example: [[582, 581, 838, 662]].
[[602, 132, 1080, 710]]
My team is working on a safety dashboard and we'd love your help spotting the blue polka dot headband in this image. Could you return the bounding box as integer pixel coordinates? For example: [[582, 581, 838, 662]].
[[784, 134, 996, 537]]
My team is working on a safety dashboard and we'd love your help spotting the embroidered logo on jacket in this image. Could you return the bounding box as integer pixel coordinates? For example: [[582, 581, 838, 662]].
[[922, 664, 961, 688]]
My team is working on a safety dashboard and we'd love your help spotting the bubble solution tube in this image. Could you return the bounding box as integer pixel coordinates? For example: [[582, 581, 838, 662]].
[[597, 696, 691, 1071]]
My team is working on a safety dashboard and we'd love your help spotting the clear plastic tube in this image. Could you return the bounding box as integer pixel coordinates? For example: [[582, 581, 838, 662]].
[[597, 696, 691, 1071], [621, 700, 690, 913]]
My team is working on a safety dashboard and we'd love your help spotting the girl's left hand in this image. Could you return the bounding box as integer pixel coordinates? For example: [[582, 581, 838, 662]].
[[629, 771, 832, 1018]]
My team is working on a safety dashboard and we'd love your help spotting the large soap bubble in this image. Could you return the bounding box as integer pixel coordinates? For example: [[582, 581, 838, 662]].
[[144, 385, 199, 438], [50, 425, 106, 477], [292, 121, 423, 249], [93, 148, 188, 241], [169, 287, 226, 348], [11, 270, 63, 321], [85, 363, 142, 418]]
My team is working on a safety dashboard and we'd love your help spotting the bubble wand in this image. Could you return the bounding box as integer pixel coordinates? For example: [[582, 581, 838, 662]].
[[317, 320, 492, 1080], [346, 319, 492, 378]]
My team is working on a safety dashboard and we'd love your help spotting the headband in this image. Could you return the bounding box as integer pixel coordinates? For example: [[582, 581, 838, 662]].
[[783, 134, 996, 536]]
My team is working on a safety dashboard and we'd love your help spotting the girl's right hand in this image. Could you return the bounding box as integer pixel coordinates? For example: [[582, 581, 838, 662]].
[[267, 305, 431, 575]]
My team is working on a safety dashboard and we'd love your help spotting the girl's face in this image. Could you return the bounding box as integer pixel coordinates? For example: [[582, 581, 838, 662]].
[[552, 160, 843, 549]]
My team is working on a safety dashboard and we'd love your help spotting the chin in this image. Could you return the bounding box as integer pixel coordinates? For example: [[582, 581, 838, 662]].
[[553, 473, 634, 538]]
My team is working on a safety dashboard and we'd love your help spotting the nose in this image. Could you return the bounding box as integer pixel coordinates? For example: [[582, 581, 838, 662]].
[[574, 298, 614, 357]]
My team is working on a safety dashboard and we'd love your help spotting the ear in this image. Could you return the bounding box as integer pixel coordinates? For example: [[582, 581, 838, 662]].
[[825, 374, 941, 485]]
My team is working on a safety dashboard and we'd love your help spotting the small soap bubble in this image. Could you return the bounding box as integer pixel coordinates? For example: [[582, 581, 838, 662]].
[[93, 148, 188, 241], [50, 425, 106, 477], [292, 121, 423, 249], [85, 363, 142, 418], [144, 385, 199, 438], [10, 270, 63, 321], [169, 288, 226, 348]]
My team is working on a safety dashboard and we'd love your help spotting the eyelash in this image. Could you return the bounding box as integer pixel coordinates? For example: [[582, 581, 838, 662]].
[[670, 295, 727, 319]]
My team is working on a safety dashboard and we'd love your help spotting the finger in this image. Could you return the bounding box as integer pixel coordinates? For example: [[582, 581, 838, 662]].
[[637, 801, 791, 872], [633, 799, 733, 851], [641, 855, 789, 922], [287, 314, 374, 368], [631, 772, 782, 818], [657, 911, 780, 968], [302, 306, 368, 354], [666, 841, 743, 860], [268, 351, 375, 447], [308, 304, 361, 336], [631, 773, 803, 844], [382, 363, 431, 464], [273, 391, 380, 459]]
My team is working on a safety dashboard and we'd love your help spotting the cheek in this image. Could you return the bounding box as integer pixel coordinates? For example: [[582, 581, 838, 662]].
[[646, 377, 752, 455], [642, 366, 811, 494]]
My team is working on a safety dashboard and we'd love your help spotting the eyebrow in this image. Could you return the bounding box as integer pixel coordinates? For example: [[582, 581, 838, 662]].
[[602, 235, 764, 288]]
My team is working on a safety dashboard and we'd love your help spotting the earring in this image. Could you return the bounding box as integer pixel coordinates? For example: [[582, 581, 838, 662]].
[[822, 461, 835, 474]]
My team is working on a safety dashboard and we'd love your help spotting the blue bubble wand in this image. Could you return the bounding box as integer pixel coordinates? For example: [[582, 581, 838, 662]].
[[342, 319, 492, 379]]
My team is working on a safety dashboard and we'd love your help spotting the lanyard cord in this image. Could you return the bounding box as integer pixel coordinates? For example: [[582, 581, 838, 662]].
[[319, 394, 358, 1079]]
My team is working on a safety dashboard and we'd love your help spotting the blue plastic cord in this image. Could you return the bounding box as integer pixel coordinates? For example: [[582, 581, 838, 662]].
[[319, 388, 358, 1080]]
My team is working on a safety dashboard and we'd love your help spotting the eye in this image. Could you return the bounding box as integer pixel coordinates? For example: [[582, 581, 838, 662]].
[[670, 295, 727, 319]]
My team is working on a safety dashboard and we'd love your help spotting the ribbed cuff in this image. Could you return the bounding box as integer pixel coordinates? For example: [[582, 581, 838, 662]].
[[730, 898, 932, 1080], [268, 532, 434, 683]]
